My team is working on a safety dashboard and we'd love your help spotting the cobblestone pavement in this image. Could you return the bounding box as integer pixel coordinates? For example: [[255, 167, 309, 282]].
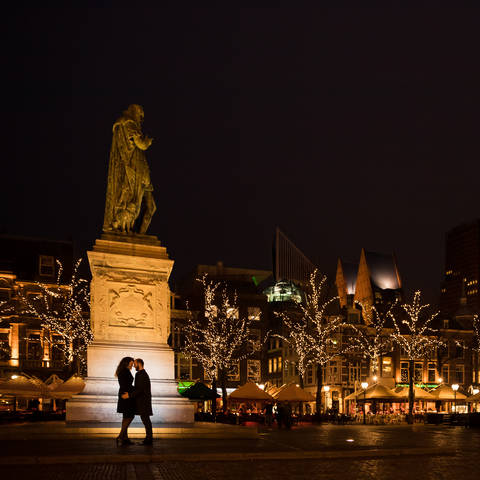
[[2, 456, 479, 480], [1, 424, 479, 479]]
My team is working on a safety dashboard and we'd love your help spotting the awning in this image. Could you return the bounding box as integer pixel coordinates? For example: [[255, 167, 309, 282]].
[[394, 385, 436, 401], [466, 391, 480, 403], [229, 382, 274, 401], [0, 374, 48, 398], [428, 384, 467, 401], [344, 384, 401, 401], [49, 375, 85, 399], [180, 382, 219, 400], [274, 384, 315, 402]]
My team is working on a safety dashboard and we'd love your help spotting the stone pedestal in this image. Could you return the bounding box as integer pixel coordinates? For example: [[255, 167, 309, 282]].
[[66, 234, 194, 424]]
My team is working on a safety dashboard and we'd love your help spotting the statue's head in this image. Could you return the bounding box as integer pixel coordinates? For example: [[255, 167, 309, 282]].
[[124, 104, 144, 125]]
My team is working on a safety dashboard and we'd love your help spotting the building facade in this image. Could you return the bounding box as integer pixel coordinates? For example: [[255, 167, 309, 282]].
[[440, 219, 480, 316], [0, 236, 74, 381]]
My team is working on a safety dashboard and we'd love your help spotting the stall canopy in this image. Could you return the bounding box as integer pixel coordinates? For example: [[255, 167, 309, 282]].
[[45, 374, 64, 390], [429, 384, 467, 400], [394, 385, 436, 401], [345, 384, 400, 401], [466, 391, 480, 403], [49, 375, 85, 399], [0, 374, 47, 398], [229, 382, 274, 401], [274, 384, 315, 402], [180, 382, 219, 400]]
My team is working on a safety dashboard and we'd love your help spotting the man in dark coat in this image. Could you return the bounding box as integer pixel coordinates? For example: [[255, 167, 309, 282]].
[[122, 358, 153, 445]]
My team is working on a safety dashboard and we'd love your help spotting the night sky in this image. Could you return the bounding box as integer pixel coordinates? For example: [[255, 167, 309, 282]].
[[3, 7, 480, 303]]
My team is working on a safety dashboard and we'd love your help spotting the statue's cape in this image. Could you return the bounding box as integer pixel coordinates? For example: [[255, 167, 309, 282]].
[[103, 115, 151, 231]]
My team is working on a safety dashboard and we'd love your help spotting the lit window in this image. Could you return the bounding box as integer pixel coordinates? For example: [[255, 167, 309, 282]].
[[382, 357, 392, 376], [247, 307, 261, 321]]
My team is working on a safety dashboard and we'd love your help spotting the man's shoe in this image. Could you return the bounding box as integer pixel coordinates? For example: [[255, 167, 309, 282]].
[[142, 438, 153, 445]]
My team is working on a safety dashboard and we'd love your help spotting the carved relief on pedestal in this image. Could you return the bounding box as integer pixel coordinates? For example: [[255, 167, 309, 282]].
[[97, 268, 167, 285], [108, 284, 154, 329]]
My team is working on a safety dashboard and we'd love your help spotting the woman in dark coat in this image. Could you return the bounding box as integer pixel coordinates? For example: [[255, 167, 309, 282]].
[[115, 356, 135, 445]]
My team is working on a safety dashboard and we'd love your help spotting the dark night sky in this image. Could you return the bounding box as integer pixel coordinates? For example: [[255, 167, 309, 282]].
[[3, 7, 480, 303]]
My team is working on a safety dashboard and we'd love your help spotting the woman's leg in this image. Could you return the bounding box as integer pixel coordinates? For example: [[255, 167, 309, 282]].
[[119, 417, 134, 439]]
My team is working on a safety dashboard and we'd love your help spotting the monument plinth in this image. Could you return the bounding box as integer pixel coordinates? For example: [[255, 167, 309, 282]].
[[66, 234, 194, 424]]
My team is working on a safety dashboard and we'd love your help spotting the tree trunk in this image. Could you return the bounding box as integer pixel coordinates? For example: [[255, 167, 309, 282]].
[[315, 364, 323, 416], [299, 373, 304, 416], [475, 351, 479, 385], [220, 369, 228, 413], [408, 359, 414, 424], [211, 376, 217, 422]]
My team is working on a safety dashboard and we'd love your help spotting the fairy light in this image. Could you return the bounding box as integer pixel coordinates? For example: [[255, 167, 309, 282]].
[[346, 301, 395, 379], [19, 259, 92, 373], [390, 290, 443, 422], [276, 270, 345, 407], [182, 274, 264, 399]]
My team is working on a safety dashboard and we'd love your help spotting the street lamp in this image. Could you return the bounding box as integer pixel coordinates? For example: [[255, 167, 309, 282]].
[[452, 384, 459, 413], [324, 385, 330, 413], [361, 382, 369, 425]]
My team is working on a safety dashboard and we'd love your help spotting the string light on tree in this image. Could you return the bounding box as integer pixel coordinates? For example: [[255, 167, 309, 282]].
[[182, 274, 263, 417], [390, 290, 443, 424], [347, 301, 395, 381], [20, 259, 92, 374], [276, 269, 345, 414]]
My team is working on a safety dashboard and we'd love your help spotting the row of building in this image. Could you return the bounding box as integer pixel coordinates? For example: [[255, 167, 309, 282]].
[[0, 219, 479, 412]]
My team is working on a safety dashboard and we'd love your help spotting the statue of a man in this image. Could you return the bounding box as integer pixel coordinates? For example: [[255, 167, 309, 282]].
[[103, 104, 156, 234]]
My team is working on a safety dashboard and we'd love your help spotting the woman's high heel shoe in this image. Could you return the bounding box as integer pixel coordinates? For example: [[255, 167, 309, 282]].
[[121, 438, 134, 446], [115, 436, 122, 446]]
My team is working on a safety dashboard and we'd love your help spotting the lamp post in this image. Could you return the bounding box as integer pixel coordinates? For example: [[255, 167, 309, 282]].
[[452, 384, 459, 414], [324, 385, 330, 413], [361, 382, 369, 425]]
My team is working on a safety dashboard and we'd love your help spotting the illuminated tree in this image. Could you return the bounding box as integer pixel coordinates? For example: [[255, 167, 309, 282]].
[[347, 302, 395, 378], [390, 291, 442, 424], [182, 275, 260, 417], [473, 315, 480, 385], [278, 270, 344, 414], [0, 301, 11, 360], [20, 259, 92, 375], [274, 317, 313, 389]]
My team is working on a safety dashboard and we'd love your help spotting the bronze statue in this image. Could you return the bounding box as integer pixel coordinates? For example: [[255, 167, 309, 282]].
[[103, 105, 156, 234]]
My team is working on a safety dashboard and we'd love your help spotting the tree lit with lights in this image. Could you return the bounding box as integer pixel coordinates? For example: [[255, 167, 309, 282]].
[[182, 274, 260, 417], [277, 269, 344, 414], [20, 259, 92, 374], [348, 302, 395, 379], [390, 291, 443, 424]]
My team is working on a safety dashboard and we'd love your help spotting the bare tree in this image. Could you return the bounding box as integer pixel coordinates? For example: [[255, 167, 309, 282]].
[[472, 315, 480, 385], [390, 291, 443, 424], [278, 270, 344, 414], [182, 275, 260, 418], [20, 259, 92, 375], [347, 302, 395, 379]]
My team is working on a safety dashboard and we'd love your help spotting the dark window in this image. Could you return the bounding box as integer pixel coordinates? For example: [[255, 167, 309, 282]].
[[39, 255, 55, 277]]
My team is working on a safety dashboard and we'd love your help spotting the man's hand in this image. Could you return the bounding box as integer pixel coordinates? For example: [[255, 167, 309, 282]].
[[121, 393, 129, 399]]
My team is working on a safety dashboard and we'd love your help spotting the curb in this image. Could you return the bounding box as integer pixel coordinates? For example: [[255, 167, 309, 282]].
[[0, 447, 455, 465]]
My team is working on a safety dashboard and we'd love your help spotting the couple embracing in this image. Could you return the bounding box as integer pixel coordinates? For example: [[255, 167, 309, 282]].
[[115, 356, 153, 446]]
